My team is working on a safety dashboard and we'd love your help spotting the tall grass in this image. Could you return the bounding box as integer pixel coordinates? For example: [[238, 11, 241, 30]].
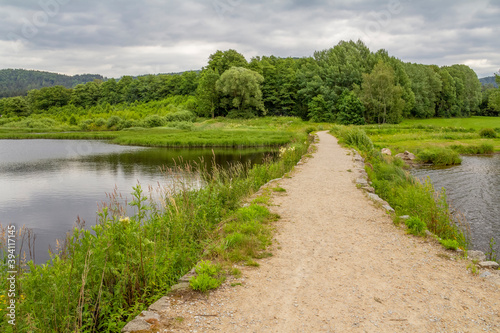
[[0, 136, 310, 332]]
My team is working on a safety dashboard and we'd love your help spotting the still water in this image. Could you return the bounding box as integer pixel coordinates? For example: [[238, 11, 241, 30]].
[[0, 140, 274, 263], [411, 154, 500, 255]]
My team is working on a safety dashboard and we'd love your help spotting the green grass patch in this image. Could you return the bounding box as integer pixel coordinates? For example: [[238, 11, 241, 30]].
[[416, 147, 462, 165]]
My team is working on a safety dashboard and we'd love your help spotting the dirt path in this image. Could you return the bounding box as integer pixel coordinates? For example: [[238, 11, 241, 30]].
[[155, 131, 500, 332]]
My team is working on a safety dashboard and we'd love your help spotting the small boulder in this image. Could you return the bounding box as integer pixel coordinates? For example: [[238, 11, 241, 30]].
[[381, 148, 392, 156], [468, 250, 486, 262], [395, 151, 416, 161], [478, 261, 500, 269]]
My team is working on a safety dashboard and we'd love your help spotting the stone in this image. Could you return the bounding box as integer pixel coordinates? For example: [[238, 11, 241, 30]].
[[478, 261, 500, 269], [122, 311, 160, 332], [363, 186, 375, 193], [480, 271, 492, 278], [381, 148, 392, 156], [468, 250, 486, 262], [179, 268, 197, 283], [170, 282, 191, 292], [395, 151, 416, 162], [148, 296, 170, 312], [382, 205, 394, 212], [356, 178, 368, 186], [399, 215, 410, 220]]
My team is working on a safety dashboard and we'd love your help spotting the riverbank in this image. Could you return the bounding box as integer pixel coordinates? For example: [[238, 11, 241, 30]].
[[145, 131, 500, 332]]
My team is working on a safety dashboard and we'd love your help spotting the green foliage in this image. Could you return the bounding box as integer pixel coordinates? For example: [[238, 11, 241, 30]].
[[486, 237, 497, 262], [336, 90, 365, 125], [190, 261, 223, 292], [417, 147, 462, 165], [216, 67, 266, 118], [479, 128, 497, 138], [335, 127, 374, 152], [358, 60, 405, 124], [405, 216, 426, 236], [440, 239, 460, 250]]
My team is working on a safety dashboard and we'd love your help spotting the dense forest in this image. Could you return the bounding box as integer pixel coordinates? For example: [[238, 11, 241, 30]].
[[1, 40, 499, 128], [0, 69, 104, 98]]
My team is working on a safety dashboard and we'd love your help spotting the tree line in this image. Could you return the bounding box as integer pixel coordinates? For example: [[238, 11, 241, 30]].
[[1, 40, 499, 125], [0, 69, 104, 98]]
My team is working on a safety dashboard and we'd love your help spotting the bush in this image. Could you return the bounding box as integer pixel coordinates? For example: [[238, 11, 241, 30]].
[[165, 110, 196, 122], [440, 239, 460, 250], [189, 260, 223, 292], [405, 216, 426, 236], [143, 114, 166, 128], [417, 147, 461, 165], [106, 115, 122, 129], [479, 128, 497, 138], [337, 127, 374, 152]]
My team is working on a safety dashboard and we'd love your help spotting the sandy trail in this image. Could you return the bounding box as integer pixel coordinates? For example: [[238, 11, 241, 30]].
[[158, 131, 500, 332]]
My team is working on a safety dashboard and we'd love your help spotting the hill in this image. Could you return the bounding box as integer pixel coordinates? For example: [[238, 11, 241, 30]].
[[0, 69, 105, 98], [479, 76, 498, 88]]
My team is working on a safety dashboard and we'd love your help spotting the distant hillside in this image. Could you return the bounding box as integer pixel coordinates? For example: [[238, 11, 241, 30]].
[[0, 69, 105, 98], [479, 76, 498, 88]]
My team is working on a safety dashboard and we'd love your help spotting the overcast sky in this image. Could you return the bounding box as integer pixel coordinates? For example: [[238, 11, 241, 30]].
[[0, 0, 499, 78]]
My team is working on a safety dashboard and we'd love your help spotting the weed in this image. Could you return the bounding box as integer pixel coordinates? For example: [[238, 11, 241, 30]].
[[230, 267, 242, 278], [479, 128, 497, 138], [245, 260, 260, 267], [190, 260, 224, 292], [486, 237, 497, 262], [405, 217, 427, 236], [231, 283, 243, 287], [417, 147, 462, 166], [467, 263, 479, 275], [347, 169, 352, 172], [273, 186, 286, 193], [440, 239, 460, 250]]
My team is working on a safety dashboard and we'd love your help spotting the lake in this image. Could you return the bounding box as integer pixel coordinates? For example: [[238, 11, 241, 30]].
[[411, 154, 500, 256], [0, 139, 275, 264]]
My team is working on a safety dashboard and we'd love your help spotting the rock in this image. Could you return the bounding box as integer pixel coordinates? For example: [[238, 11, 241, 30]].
[[478, 261, 500, 269], [179, 268, 197, 283], [468, 250, 486, 262], [170, 282, 191, 292], [356, 178, 368, 186], [399, 215, 410, 220], [381, 148, 392, 156], [382, 205, 394, 212], [480, 271, 492, 278], [395, 151, 416, 161], [148, 296, 170, 312], [122, 311, 160, 332], [364, 186, 375, 193]]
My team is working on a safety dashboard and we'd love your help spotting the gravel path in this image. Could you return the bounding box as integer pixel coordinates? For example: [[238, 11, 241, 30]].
[[155, 131, 500, 332]]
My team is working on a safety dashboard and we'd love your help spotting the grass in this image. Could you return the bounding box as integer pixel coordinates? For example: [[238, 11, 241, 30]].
[[364, 118, 500, 153], [0, 130, 312, 332]]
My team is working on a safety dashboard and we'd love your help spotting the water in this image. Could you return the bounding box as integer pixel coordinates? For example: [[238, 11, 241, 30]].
[[411, 154, 500, 256], [0, 140, 274, 263]]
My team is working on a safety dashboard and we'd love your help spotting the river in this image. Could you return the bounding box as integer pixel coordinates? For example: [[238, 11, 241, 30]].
[[411, 154, 500, 257], [0, 139, 275, 264]]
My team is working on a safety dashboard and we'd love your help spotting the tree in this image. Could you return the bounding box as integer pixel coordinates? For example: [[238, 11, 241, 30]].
[[307, 94, 333, 122], [336, 90, 365, 125], [216, 67, 265, 118], [196, 69, 220, 118], [358, 60, 405, 124], [207, 50, 248, 75], [3, 96, 30, 116]]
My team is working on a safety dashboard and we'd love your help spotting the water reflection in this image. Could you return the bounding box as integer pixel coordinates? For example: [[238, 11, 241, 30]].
[[0, 140, 275, 263], [411, 154, 500, 255]]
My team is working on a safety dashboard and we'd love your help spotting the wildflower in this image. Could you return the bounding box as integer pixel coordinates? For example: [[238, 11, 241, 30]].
[[119, 217, 130, 225]]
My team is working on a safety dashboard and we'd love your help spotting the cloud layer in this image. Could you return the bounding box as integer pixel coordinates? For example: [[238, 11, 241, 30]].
[[0, 0, 498, 78]]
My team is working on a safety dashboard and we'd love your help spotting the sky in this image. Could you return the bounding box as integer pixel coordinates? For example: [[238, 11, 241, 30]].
[[0, 0, 499, 79]]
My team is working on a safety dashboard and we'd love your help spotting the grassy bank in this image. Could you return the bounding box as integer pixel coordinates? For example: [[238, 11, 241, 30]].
[[0, 117, 313, 148], [362, 121, 499, 165], [0, 131, 311, 332], [332, 126, 469, 250]]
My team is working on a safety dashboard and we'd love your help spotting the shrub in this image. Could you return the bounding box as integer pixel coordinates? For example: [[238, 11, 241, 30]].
[[165, 110, 196, 122], [440, 239, 460, 250], [337, 127, 374, 152], [479, 128, 497, 138], [417, 147, 461, 165], [405, 216, 426, 236], [106, 115, 122, 129], [189, 260, 223, 292], [143, 114, 166, 128]]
